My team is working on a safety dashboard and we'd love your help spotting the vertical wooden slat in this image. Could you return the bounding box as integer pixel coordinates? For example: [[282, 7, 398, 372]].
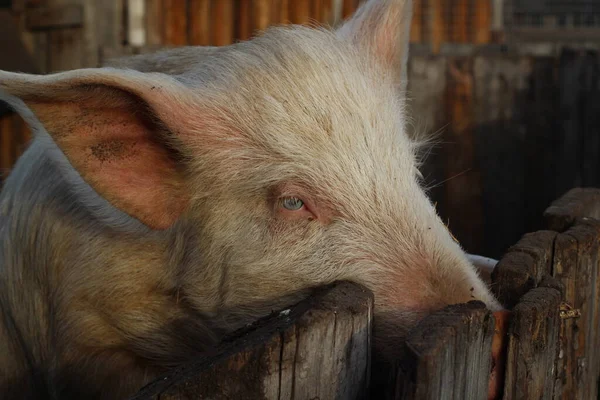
[[544, 190, 600, 399], [501, 288, 561, 400], [277, 0, 290, 24], [556, 222, 600, 400], [100, 0, 124, 49], [82, 0, 99, 67], [444, 58, 484, 254], [552, 232, 578, 399], [212, 0, 234, 46], [236, 0, 252, 41], [342, 0, 358, 20], [128, 0, 146, 47], [430, 0, 445, 54], [451, 0, 469, 43], [319, 0, 333, 26], [48, 28, 83, 71], [253, 0, 271, 33], [473, 0, 492, 44], [406, 56, 447, 211], [45, 0, 83, 71], [145, 0, 163, 46], [310, 0, 323, 22], [163, 0, 188, 45], [329, 0, 343, 26], [390, 302, 495, 399], [290, 0, 311, 25], [410, 0, 422, 43], [189, 0, 211, 45], [471, 55, 533, 257], [30, 32, 49, 74]]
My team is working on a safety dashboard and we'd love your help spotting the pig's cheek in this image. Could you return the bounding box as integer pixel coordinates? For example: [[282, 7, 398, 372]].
[[266, 216, 312, 241]]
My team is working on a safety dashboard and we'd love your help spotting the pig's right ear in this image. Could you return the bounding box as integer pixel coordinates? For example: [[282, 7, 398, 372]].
[[336, 0, 413, 94], [0, 68, 200, 230]]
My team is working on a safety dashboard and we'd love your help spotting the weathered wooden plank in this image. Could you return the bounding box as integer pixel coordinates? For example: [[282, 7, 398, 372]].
[[310, 0, 322, 22], [189, 0, 211, 45], [502, 287, 561, 400], [491, 230, 557, 309], [405, 55, 446, 216], [25, 4, 83, 31], [444, 57, 484, 254], [98, 0, 124, 50], [544, 188, 600, 233], [127, 0, 145, 47], [552, 50, 600, 202], [393, 301, 495, 400], [131, 282, 373, 399], [211, 0, 234, 46], [163, 0, 188, 46], [551, 229, 578, 400], [450, 0, 469, 43], [47, 27, 83, 71], [429, 0, 446, 54], [80, 0, 99, 68], [551, 221, 600, 400], [472, 55, 531, 258], [290, 0, 311, 25], [342, 0, 358, 20], [145, 0, 163, 46], [274, 0, 290, 24], [253, 0, 271, 33], [580, 51, 600, 189], [0, 9, 39, 74], [473, 0, 492, 44], [319, 0, 334, 26], [235, 0, 252, 41], [410, 0, 422, 43]]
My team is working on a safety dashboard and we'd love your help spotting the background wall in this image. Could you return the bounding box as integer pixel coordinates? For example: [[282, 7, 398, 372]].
[[1, 0, 599, 259]]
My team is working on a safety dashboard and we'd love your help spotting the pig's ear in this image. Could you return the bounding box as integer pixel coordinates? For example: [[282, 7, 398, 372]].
[[336, 0, 413, 92], [0, 68, 196, 230]]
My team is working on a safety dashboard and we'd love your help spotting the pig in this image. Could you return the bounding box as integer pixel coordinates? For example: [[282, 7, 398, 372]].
[[0, 0, 502, 398]]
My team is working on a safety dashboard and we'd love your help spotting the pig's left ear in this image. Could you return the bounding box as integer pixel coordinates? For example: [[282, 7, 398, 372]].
[[0, 68, 203, 230], [336, 0, 413, 93]]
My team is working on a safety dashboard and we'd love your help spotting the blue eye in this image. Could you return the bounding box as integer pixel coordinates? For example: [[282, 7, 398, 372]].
[[281, 197, 304, 211]]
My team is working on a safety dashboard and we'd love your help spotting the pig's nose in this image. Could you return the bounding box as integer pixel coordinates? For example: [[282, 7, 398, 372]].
[[488, 310, 510, 400]]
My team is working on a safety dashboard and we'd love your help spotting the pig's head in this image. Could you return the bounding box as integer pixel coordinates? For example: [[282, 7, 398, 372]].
[[0, 0, 500, 359]]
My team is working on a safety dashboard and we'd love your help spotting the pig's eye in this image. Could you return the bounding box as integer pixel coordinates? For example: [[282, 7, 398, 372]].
[[280, 197, 305, 211]]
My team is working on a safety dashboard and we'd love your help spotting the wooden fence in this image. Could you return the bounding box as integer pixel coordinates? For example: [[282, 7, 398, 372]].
[[124, 187, 600, 399]]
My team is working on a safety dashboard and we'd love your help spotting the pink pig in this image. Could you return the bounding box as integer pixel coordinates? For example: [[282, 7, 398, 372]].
[[0, 0, 501, 398]]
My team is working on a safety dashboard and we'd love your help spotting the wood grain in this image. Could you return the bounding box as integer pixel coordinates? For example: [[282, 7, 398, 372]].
[[131, 282, 373, 399]]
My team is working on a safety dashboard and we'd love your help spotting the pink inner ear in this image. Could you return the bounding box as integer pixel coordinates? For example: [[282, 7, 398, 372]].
[[36, 101, 189, 230]]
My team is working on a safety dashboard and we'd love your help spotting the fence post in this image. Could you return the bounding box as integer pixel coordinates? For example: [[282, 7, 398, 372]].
[[131, 282, 373, 400]]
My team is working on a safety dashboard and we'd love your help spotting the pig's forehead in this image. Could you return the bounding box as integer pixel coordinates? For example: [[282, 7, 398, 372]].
[[201, 27, 413, 150]]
